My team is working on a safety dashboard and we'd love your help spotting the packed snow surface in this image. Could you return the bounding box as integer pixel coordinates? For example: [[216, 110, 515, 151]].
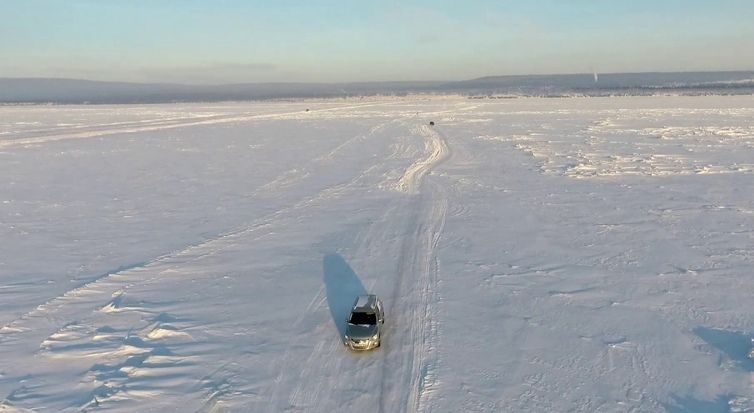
[[2, 96, 754, 412]]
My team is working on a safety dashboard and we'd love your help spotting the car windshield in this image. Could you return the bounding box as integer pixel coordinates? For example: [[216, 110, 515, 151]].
[[349, 311, 377, 325]]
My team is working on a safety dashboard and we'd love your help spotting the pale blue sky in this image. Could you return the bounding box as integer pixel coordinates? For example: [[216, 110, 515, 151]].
[[1, 0, 753, 83]]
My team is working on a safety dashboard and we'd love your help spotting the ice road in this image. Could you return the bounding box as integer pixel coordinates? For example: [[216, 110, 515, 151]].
[[2, 96, 754, 412]]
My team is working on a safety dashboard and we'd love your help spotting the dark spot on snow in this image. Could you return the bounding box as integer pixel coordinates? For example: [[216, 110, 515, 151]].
[[662, 394, 732, 413], [547, 286, 595, 296], [153, 312, 180, 323], [601, 337, 627, 346], [323, 254, 366, 337], [123, 335, 149, 348], [694, 327, 754, 371]]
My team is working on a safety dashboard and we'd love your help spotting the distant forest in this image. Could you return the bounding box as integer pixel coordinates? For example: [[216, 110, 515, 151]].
[[2, 71, 754, 104]]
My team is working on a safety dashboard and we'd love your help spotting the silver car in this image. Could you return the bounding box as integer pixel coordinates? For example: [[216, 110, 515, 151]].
[[344, 294, 384, 350]]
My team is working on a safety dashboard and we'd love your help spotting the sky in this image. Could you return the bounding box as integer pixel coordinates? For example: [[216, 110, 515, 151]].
[[1, 0, 753, 84]]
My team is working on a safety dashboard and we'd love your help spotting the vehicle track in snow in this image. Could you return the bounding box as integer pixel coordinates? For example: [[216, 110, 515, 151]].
[[375, 179, 447, 413], [0, 101, 400, 149], [262, 121, 423, 412], [0, 110, 453, 411], [263, 121, 450, 413], [0, 119, 397, 411], [394, 125, 451, 194], [0, 184, 354, 410], [380, 124, 449, 413], [0, 118, 393, 340]]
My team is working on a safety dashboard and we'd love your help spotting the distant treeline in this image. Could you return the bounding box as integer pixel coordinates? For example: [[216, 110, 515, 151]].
[[1, 71, 753, 104]]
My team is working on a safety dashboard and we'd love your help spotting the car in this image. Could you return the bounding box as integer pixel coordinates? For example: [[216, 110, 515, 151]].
[[344, 294, 384, 350]]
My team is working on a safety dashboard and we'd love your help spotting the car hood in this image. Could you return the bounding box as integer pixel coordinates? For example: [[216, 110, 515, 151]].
[[346, 324, 378, 339]]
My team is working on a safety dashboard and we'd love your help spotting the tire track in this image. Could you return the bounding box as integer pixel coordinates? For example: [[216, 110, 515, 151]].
[[263, 121, 419, 412], [412, 181, 446, 413], [0, 101, 399, 149], [378, 182, 447, 413], [394, 125, 450, 194], [184, 119, 403, 412], [378, 124, 450, 413], [0, 190, 360, 410], [262, 121, 450, 413], [0, 121, 396, 410], [258, 121, 393, 193], [0, 117, 394, 339]]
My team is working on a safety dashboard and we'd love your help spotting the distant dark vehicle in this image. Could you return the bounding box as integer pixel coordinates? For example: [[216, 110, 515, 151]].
[[305, 108, 310, 112], [344, 294, 384, 350], [429, 121, 435, 126]]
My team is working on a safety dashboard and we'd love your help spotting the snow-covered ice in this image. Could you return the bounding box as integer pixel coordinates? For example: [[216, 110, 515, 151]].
[[1, 95, 754, 412]]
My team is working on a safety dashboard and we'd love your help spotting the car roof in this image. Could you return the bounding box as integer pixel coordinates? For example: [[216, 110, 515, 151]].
[[353, 294, 378, 311]]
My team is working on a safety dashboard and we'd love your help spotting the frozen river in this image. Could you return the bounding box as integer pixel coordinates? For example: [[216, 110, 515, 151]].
[[1, 95, 754, 412]]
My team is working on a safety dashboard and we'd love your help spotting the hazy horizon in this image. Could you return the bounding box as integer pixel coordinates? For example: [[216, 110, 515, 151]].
[[4, 69, 754, 87], [2, 1, 754, 84]]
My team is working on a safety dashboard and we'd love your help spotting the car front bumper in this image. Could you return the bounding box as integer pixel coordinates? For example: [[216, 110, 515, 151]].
[[345, 338, 378, 351]]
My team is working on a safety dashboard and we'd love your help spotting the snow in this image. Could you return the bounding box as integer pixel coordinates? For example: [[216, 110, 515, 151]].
[[1, 95, 754, 412]]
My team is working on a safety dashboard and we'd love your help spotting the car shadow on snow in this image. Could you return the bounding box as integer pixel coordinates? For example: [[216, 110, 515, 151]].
[[662, 394, 732, 413], [659, 328, 754, 413], [694, 327, 754, 371], [323, 253, 367, 337]]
